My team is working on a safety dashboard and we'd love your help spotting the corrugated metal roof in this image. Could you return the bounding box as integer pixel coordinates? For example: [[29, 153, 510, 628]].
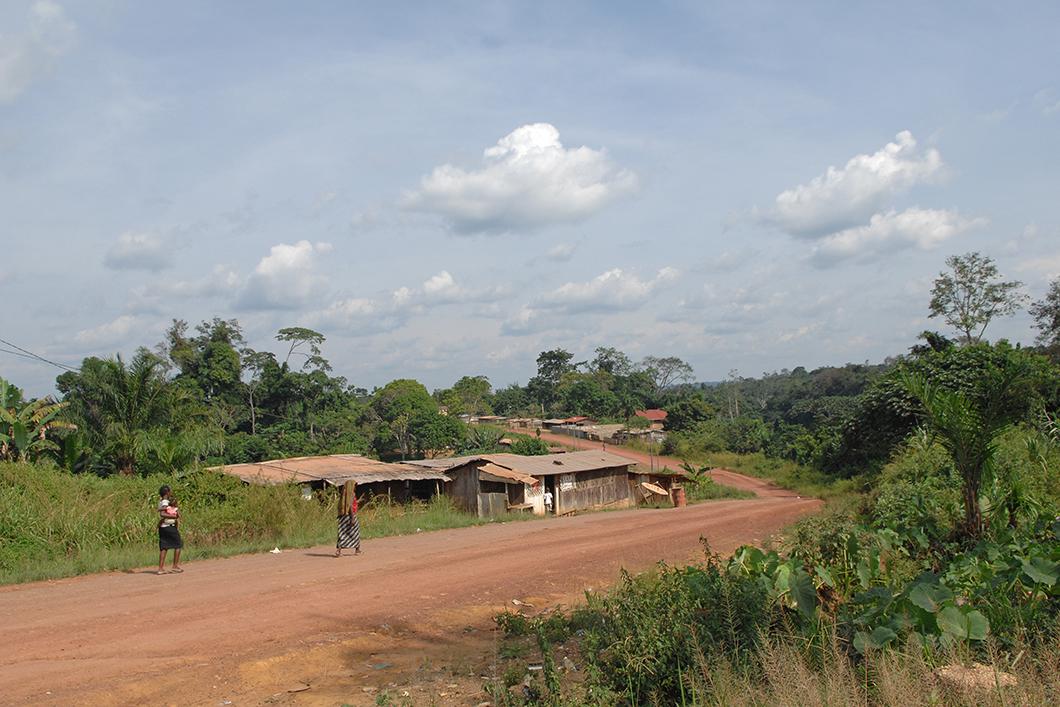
[[478, 462, 539, 486], [209, 454, 451, 486], [408, 450, 636, 478], [635, 409, 668, 421], [485, 451, 636, 477]]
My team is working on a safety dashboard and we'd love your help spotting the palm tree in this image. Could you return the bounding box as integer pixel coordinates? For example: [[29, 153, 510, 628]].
[[900, 363, 1028, 539], [60, 350, 174, 475], [0, 377, 73, 462]]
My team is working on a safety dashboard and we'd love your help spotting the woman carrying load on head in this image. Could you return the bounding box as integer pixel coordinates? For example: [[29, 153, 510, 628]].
[[335, 479, 361, 557]]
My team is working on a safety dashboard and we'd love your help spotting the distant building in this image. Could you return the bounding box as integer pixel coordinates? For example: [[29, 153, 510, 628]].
[[635, 409, 668, 430], [208, 454, 450, 502], [409, 450, 642, 517]]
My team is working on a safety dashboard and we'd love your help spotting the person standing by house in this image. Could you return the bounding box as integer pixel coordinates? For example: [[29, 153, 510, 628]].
[[157, 485, 183, 574], [543, 488, 554, 514], [335, 480, 362, 557]]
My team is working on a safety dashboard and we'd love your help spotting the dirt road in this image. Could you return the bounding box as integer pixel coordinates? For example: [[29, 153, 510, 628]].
[[1, 479, 818, 706]]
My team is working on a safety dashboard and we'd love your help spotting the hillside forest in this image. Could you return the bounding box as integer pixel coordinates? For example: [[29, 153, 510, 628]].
[[2, 252, 1058, 483]]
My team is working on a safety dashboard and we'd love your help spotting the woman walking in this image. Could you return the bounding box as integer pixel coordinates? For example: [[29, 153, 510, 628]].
[[157, 485, 183, 574], [335, 480, 361, 557]]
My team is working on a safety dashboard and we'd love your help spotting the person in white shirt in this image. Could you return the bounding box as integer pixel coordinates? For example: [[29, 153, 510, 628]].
[[543, 489, 554, 514]]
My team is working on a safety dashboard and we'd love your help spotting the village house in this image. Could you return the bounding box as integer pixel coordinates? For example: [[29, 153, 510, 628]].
[[410, 450, 667, 517], [209, 454, 451, 502]]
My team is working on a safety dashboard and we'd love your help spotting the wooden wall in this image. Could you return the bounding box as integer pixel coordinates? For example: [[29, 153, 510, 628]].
[[554, 467, 635, 514]]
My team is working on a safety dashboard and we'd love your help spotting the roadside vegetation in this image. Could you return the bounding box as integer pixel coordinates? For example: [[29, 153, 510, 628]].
[[478, 254, 1060, 705], [0, 461, 490, 584]]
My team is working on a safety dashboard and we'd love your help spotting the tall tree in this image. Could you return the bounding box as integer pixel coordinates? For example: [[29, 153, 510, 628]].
[[928, 252, 1026, 344], [1029, 277, 1060, 347], [528, 349, 575, 413], [276, 327, 331, 371], [591, 347, 633, 376], [639, 356, 695, 394]]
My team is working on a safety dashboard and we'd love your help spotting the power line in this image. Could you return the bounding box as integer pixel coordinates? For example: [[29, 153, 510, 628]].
[[0, 346, 40, 362], [0, 336, 80, 372]]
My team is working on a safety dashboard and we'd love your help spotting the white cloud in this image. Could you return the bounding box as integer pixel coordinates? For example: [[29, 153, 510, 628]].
[[127, 265, 242, 313], [0, 1, 77, 103], [74, 314, 140, 346], [308, 297, 407, 336], [1033, 88, 1060, 116], [809, 208, 985, 267], [539, 267, 678, 313], [423, 270, 457, 296], [402, 123, 638, 234], [777, 323, 820, 343], [758, 131, 943, 237], [1017, 254, 1060, 280], [103, 231, 174, 271], [500, 306, 545, 336], [237, 240, 332, 310], [545, 242, 577, 262], [308, 269, 508, 335]]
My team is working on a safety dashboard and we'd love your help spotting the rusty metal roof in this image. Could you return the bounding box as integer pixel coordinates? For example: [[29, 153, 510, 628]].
[[478, 462, 539, 486], [635, 409, 668, 421], [408, 450, 636, 478], [208, 454, 451, 486]]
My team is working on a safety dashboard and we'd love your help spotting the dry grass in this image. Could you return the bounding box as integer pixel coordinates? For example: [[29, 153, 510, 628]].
[[699, 633, 1060, 707]]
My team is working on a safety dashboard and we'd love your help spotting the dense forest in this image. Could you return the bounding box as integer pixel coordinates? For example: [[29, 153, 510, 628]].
[[2, 253, 1059, 483]]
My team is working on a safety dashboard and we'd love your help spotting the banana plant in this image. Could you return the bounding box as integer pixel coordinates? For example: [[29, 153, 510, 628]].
[[0, 376, 75, 462]]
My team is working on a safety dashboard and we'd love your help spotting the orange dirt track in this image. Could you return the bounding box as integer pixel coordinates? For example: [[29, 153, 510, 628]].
[[1, 455, 819, 706]]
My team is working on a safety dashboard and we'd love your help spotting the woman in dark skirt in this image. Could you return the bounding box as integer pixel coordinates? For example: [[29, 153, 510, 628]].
[[157, 484, 183, 574], [334, 480, 361, 557]]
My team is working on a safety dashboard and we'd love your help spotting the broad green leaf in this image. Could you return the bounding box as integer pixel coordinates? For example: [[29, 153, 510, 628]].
[[853, 631, 870, 654], [965, 610, 989, 641], [814, 564, 835, 588], [908, 583, 952, 613], [1021, 557, 1059, 587], [937, 606, 968, 638], [869, 625, 898, 647], [856, 561, 871, 589], [791, 569, 818, 618], [938, 606, 990, 641]]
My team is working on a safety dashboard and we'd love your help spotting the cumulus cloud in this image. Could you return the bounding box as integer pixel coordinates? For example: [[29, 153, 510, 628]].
[[402, 123, 637, 234], [74, 314, 141, 346], [757, 131, 943, 237], [127, 265, 241, 313], [237, 240, 332, 310], [308, 297, 408, 336], [103, 231, 174, 271], [0, 1, 77, 103], [500, 306, 546, 336], [500, 267, 678, 336], [539, 267, 678, 313], [309, 269, 508, 334], [809, 208, 984, 267]]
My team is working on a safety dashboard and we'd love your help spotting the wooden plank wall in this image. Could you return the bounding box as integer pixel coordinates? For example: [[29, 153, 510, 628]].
[[556, 467, 635, 514]]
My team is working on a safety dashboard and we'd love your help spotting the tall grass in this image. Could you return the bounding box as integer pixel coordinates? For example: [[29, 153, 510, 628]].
[[686, 451, 856, 499], [0, 462, 493, 584]]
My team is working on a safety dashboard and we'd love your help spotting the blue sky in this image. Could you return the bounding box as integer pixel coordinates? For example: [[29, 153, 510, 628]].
[[3, 0, 1059, 395]]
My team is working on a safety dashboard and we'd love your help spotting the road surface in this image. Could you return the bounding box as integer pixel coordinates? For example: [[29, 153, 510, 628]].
[[0, 472, 818, 705]]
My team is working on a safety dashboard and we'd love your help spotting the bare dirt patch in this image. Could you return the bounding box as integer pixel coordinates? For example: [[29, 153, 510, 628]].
[[1, 476, 819, 705]]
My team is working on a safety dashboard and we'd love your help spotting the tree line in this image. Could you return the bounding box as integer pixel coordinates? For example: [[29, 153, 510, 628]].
[[2, 251, 1058, 483]]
